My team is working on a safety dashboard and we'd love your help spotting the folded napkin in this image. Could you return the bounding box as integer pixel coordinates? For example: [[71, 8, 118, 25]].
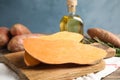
[[74, 57, 120, 80]]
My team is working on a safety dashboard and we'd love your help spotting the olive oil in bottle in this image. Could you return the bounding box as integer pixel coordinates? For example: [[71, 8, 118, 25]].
[[60, 0, 84, 35]]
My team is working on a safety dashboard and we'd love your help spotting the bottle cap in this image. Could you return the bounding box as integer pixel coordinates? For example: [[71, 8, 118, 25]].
[[67, 0, 77, 12], [67, 0, 77, 6]]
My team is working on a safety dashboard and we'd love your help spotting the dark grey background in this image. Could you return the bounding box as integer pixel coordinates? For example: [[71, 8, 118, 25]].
[[0, 0, 120, 34]]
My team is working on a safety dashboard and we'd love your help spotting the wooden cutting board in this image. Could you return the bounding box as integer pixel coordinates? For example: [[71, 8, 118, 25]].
[[5, 51, 105, 80]]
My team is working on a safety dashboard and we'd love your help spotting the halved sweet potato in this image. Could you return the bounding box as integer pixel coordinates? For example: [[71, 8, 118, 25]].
[[24, 51, 40, 66], [8, 34, 44, 52], [41, 31, 84, 42], [23, 38, 107, 65], [24, 31, 84, 66]]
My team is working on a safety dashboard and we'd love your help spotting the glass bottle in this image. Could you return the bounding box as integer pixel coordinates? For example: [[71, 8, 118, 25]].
[[60, 0, 84, 35]]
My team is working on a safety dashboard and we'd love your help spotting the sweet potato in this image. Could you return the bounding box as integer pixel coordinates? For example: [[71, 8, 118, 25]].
[[41, 31, 83, 42], [10, 23, 31, 36], [87, 28, 120, 48], [24, 51, 40, 66], [23, 31, 83, 66], [7, 34, 44, 52], [0, 27, 10, 48], [91, 43, 116, 58], [23, 38, 107, 65]]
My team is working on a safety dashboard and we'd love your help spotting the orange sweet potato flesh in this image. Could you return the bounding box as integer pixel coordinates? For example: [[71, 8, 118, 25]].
[[8, 33, 44, 52], [24, 51, 40, 66], [23, 38, 107, 65], [41, 31, 84, 42], [24, 31, 84, 66]]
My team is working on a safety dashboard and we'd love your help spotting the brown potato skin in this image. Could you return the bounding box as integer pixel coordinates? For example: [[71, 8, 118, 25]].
[[10, 23, 31, 36], [0, 27, 11, 48], [87, 28, 120, 48], [7, 34, 44, 52]]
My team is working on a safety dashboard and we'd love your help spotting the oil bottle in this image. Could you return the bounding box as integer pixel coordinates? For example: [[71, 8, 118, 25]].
[[60, 0, 84, 35]]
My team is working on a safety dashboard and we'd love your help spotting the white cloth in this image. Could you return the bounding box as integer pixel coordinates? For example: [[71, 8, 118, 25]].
[[74, 57, 120, 80], [0, 63, 19, 80]]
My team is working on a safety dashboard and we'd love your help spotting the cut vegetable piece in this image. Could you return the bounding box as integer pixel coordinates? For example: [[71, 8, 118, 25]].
[[24, 51, 40, 66], [40, 31, 83, 42], [23, 31, 83, 66], [24, 38, 107, 65], [91, 43, 116, 58], [8, 34, 44, 52]]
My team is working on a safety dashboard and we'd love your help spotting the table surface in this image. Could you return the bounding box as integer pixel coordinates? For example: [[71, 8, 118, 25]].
[[103, 68, 120, 80]]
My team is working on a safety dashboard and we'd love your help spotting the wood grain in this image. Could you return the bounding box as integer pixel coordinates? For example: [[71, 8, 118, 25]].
[[102, 68, 120, 80], [5, 51, 105, 80], [0, 55, 28, 80]]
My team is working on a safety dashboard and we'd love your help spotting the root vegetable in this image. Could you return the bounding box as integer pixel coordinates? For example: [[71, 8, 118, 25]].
[[41, 31, 83, 42], [0, 27, 10, 48], [23, 38, 107, 65], [87, 28, 120, 48], [91, 43, 116, 58], [10, 23, 31, 36], [24, 51, 40, 66], [7, 34, 44, 52], [24, 31, 83, 66]]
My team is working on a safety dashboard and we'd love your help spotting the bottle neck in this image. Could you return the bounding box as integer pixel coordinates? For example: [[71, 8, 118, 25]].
[[67, 5, 76, 16], [69, 11, 75, 16]]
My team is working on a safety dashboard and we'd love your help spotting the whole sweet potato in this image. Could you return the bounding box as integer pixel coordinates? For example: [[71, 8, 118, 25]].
[[10, 23, 31, 36], [87, 28, 120, 48], [0, 27, 11, 48], [7, 34, 44, 52]]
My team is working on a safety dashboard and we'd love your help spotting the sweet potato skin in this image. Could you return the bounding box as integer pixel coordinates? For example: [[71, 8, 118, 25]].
[[7, 34, 44, 52], [0, 27, 11, 48], [10, 23, 31, 36], [87, 28, 120, 48]]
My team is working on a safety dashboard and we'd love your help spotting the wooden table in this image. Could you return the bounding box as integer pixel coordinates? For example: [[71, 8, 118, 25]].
[[103, 68, 120, 80]]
